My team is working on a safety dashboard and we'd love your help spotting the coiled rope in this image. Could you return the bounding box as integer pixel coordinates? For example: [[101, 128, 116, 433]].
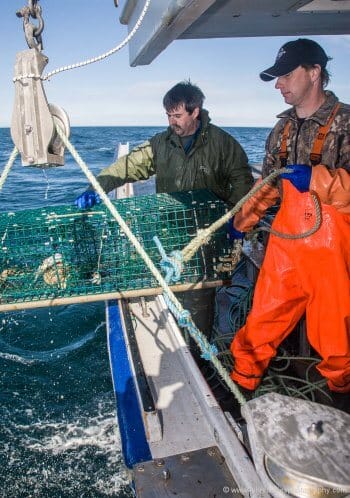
[[213, 332, 332, 403]]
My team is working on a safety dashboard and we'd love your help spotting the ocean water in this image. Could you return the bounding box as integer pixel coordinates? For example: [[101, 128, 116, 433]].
[[0, 125, 270, 497]]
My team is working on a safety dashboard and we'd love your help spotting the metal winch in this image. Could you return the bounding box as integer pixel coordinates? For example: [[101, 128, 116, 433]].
[[242, 392, 350, 498]]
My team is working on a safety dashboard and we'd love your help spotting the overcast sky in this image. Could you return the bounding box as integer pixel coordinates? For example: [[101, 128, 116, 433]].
[[1, 0, 350, 128]]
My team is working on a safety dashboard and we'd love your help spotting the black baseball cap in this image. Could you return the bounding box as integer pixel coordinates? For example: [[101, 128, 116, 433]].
[[260, 38, 330, 81]]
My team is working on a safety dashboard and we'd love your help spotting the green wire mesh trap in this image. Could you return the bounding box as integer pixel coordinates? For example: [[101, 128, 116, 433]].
[[0, 189, 232, 310]]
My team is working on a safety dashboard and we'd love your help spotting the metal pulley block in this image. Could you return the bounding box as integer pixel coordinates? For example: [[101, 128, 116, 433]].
[[11, 48, 70, 167], [47, 103, 70, 161]]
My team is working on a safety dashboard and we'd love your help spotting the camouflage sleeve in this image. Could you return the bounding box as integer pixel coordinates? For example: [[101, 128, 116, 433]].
[[262, 122, 284, 178], [95, 141, 155, 193], [263, 105, 350, 175]]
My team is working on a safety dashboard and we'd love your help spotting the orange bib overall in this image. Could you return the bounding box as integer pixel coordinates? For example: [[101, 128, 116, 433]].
[[230, 180, 350, 393]]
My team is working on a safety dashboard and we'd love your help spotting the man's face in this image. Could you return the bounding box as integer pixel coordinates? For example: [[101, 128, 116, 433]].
[[166, 103, 200, 137], [274, 65, 319, 107]]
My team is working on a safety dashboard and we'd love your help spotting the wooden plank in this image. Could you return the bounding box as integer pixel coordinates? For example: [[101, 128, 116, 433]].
[[0, 279, 227, 312]]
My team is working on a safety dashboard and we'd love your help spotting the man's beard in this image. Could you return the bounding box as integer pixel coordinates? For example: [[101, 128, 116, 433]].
[[172, 125, 183, 135]]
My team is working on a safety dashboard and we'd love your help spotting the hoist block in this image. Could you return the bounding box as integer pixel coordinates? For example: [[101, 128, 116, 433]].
[[11, 49, 70, 168]]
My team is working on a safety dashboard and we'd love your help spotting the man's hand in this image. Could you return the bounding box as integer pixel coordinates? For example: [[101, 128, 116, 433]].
[[280, 164, 311, 193], [227, 218, 245, 241], [75, 190, 101, 209]]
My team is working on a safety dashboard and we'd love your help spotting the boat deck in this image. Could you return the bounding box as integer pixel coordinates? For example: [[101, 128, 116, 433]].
[[113, 293, 267, 496]]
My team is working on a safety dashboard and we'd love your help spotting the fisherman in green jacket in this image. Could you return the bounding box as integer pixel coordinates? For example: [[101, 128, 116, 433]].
[[75, 80, 254, 207], [75, 80, 254, 337]]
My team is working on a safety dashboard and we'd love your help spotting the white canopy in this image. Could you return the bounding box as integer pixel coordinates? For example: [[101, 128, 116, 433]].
[[120, 0, 350, 66]]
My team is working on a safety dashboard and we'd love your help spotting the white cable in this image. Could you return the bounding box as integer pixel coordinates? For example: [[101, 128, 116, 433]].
[[13, 0, 151, 83], [55, 122, 247, 406]]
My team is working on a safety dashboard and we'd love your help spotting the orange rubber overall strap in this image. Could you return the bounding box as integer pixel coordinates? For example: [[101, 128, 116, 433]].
[[279, 102, 341, 166], [278, 121, 292, 167], [310, 102, 341, 165]]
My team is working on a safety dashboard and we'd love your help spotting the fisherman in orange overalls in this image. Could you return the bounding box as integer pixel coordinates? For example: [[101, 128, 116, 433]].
[[229, 39, 350, 404]]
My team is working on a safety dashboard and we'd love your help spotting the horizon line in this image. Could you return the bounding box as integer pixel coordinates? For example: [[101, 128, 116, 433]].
[[0, 124, 273, 130]]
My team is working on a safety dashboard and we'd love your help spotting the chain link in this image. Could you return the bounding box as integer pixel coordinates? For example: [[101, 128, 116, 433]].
[[16, 0, 44, 51], [28, 0, 38, 17]]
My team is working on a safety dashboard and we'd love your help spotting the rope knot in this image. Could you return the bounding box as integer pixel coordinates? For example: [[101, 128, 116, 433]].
[[153, 236, 184, 283]]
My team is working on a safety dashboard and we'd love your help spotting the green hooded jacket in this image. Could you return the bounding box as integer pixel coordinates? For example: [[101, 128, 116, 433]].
[[95, 110, 254, 204]]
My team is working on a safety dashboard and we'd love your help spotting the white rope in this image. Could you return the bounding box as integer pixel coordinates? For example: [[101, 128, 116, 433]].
[[13, 0, 151, 82], [56, 124, 173, 296], [181, 169, 322, 263], [181, 170, 287, 262], [55, 122, 246, 406], [55, 127, 320, 407], [0, 147, 19, 190]]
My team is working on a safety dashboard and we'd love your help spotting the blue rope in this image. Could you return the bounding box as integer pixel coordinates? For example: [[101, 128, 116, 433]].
[[153, 236, 183, 283], [152, 238, 220, 362], [163, 293, 218, 360]]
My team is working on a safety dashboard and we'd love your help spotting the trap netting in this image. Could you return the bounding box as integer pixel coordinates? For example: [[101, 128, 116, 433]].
[[0, 189, 232, 310]]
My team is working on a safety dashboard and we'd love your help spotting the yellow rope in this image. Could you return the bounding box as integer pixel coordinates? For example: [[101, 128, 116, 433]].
[[181, 171, 322, 263], [182, 171, 284, 262], [0, 147, 19, 190], [55, 123, 247, 406], [251, 193, 321, 239]]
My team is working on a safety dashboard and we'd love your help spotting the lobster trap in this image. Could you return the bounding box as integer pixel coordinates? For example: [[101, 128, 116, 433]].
[[0, 190, 233, 311]]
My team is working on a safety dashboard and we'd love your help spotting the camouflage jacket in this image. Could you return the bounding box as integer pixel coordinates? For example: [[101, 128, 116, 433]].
[[95, 110, 253, 205], [262, 91, 350, 177]]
